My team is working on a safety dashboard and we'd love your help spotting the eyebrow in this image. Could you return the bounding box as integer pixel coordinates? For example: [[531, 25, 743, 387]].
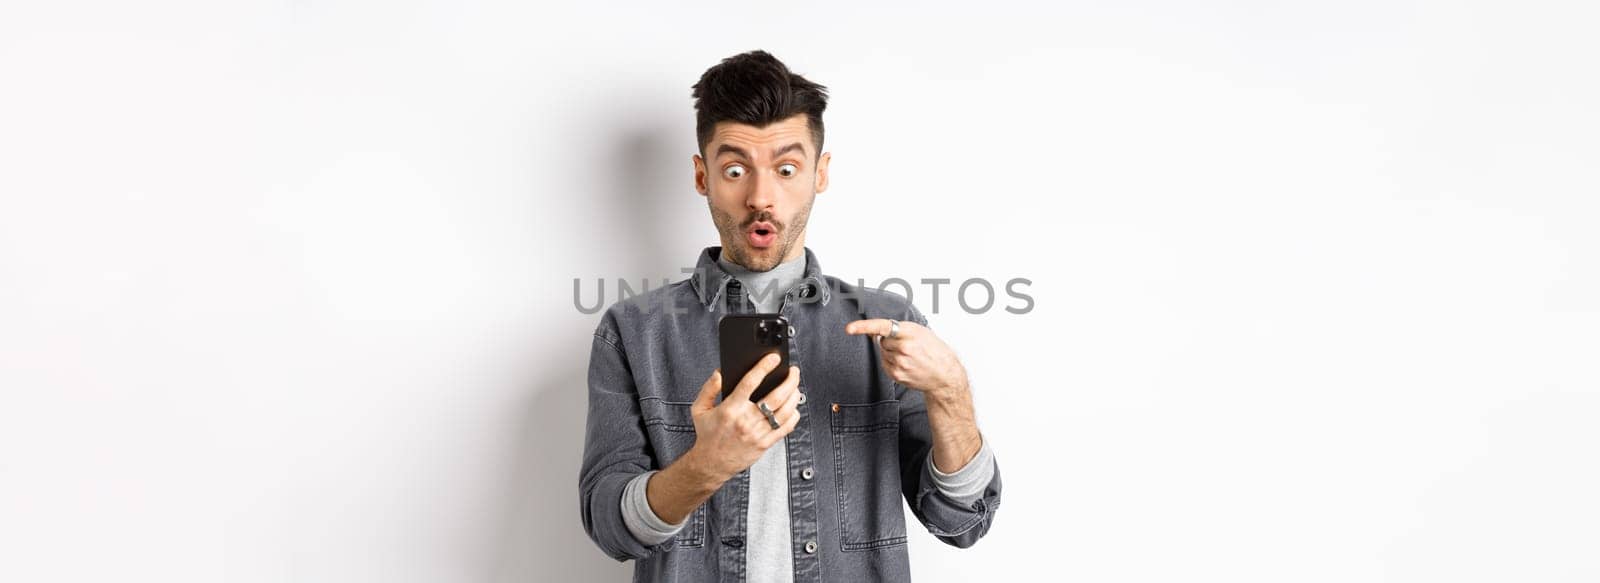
[[715, 142, 808, 161]]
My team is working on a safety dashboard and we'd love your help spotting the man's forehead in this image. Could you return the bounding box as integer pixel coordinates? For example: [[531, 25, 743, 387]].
[[709, 116, 813, 157]]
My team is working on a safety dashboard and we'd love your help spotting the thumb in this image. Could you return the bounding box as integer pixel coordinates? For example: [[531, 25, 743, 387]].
[[693, 369, 722, 412]]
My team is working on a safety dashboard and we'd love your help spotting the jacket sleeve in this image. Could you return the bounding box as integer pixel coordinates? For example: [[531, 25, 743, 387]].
[[895, 303, 1002, 548], [578, 318, 681, 561]]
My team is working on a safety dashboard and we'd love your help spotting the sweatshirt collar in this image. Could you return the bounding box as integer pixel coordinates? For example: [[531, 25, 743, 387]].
[[689, 246, 830, 310]]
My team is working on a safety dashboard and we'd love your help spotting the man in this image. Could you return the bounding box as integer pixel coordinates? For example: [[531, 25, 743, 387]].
[[579, 50, 1001, 582]]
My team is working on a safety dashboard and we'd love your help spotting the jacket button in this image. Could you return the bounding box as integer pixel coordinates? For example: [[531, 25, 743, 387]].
[[800, 467, 814, 480], [797, 392, 807, 405], [803, 540, 817, 554]]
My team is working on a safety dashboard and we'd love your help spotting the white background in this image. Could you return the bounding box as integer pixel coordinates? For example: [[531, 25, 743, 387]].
[[2, 1, 1597, 581]]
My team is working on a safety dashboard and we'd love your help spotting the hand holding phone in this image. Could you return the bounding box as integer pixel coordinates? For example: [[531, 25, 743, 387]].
[[682, 346, 802, 484]]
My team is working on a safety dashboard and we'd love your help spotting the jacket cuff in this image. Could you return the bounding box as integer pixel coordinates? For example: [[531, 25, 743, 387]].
[[910, 442, 1002, 548], [583, 471, 679, 561], [927, 437, 995, 506], [621, 470, 687, 545]]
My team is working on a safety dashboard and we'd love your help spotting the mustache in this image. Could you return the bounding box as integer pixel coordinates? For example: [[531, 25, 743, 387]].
[[742, 211, 784, 231]]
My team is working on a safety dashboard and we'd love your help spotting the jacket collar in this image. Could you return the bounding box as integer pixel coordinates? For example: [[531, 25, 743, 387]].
[[689, 246, 831, 311]]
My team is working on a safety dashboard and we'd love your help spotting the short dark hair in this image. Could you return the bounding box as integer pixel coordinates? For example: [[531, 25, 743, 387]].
[[692, 50, 829, 160]]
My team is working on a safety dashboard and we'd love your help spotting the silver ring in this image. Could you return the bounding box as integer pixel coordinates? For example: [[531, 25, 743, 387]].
[[757, 401, 780, 430], [888, 319, 900, 339]]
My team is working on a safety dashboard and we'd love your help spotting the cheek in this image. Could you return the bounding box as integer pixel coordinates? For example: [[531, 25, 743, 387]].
[[707, 186, 740, 211], [712, 180, 754, 202], [708, 199, 738, 227], [784, 194, 815, 226]]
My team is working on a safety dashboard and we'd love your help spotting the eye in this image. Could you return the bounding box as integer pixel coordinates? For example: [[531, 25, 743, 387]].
[[723, 165, 746, 179], [777, 163, 798, 177]]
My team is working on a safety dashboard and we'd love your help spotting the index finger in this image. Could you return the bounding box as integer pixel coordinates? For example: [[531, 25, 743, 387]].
[[759, 366, 802, 408], [845, 318, 895, 337], [725, 352, 782, 404]]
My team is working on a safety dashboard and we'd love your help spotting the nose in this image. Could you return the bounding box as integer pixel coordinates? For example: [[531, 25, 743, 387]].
[[745, 167, 778, 212]]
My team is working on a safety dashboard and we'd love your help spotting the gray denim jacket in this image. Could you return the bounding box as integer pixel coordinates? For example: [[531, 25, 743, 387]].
[[579, 246, 1002, 582]]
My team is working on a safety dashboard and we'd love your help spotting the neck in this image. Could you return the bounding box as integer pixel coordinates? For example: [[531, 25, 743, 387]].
[[717, 250, 807, 313]]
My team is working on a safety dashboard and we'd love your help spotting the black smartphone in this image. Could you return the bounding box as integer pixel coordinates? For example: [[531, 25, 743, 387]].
[[718, 313, 793, 403]]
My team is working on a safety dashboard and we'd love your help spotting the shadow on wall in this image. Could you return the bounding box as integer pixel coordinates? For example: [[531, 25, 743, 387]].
[[488, 95, 697, 582]]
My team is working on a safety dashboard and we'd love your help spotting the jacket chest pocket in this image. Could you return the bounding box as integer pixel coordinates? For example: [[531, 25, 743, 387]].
[[640, 398, 706, 548], [830, 399, 908, 551]]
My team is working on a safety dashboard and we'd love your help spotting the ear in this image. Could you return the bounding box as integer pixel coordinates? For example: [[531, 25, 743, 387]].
[[693, 154, 709, 196], [814, 151, 832, 193]]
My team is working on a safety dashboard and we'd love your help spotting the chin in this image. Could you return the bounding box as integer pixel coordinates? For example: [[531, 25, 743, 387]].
[[746, 255, 779, 271], [744, 247, 785, 271]]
